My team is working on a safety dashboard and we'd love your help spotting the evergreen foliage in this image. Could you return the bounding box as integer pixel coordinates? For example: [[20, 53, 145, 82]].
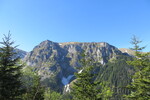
[[71, 53, 113, 100], [97, 55, 133, 99], [21, 66, 45, 100], [61, 93, 73, 100], [44, 88, 62, 100], [125, 36, 150, 100], [2, 33, 149, 100], [0, 33, 23, 99]]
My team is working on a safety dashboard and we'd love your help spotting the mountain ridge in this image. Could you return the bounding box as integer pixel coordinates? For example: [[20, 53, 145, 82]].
[[13, 40, 137, 99], [22, 40, 126, 92]]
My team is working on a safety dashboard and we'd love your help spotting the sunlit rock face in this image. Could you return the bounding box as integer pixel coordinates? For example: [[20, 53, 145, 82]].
[[23, 40, 123, 92], [13, 49, 27, 59]]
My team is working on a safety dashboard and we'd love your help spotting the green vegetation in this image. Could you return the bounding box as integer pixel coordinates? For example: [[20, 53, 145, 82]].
[[44, 88, 62, 100], [71, 53, 113, 100], [0, 33, 23, 99], [125, 36, 150, 100], [0, 34, 149, 100], [21, 66, 45, 100], [97, 55, 133, 99], [0, 33, 45, 100]]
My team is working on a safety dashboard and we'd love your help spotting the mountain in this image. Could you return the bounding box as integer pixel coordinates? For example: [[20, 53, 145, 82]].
[[97, 55, 134, 99], [22, 40, 134, 99], [24, 40, 123, 67], [14, 49, 27, 59], [23, 41, 122, 86], [119, 48, 135, 56]]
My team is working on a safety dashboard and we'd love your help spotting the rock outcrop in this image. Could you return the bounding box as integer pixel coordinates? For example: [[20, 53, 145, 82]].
[[23, 40, 124, 92]]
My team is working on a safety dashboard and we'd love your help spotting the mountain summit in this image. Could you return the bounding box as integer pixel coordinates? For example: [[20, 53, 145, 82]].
[[23, 40, 125, 92]]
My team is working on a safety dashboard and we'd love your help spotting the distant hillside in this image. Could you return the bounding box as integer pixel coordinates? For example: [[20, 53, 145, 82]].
[[119, 48, 135, 56], [14, 49, 27, 59]]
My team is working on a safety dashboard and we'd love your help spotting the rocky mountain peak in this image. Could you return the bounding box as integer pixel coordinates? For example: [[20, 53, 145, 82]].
[[23, 40, 125, 92], [34, 40, 57, 49], [13, 49, 27, 59], [24, 39, 123, 69], [40, 40, 54, 45]]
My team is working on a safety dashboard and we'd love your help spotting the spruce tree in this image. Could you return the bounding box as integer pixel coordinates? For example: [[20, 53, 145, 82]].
[[71, 53, 112, 100], [0, 33, 23, 99], [126, 36, 150, 100]]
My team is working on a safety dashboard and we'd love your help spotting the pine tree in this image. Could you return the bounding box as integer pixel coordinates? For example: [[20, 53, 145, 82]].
[[71, 53, 113, 100], [0, 33, 23, 99], [126, 36, 150, 100]]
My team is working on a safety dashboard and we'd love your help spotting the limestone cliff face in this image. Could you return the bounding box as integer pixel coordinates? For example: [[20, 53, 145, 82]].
[[23, 40, 123, 91]]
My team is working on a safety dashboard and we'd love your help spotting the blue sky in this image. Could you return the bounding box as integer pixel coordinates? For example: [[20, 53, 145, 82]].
[[0, 0, 150, 52]]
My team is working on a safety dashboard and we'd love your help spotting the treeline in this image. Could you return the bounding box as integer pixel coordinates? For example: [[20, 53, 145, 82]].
[[0, 34, 149, 100]]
